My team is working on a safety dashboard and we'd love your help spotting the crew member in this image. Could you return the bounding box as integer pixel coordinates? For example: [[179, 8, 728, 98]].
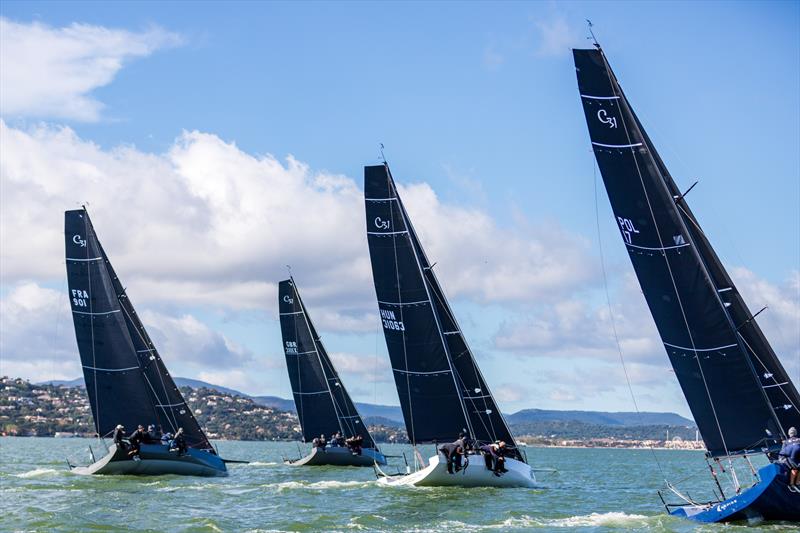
[[779, 427, 800, 492], [128, 425, 146, 460], [480, 441, 508, 476], [112, 424, 127, 450], [438, 442, 464, 474], [170, 427, 188, 456]]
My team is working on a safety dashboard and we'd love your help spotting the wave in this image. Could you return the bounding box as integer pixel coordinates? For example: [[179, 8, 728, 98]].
[[242, 461, 278, 467], [269, 479, 373, 491], [427, 513, 654, 531], [540, 512, 652, 528], [14, 468, 58, 478]]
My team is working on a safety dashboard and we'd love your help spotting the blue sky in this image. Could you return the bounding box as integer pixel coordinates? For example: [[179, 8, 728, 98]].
[[1, 1, 798, 419]]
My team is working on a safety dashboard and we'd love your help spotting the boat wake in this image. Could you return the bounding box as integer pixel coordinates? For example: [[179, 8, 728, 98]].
[[14, 468, 58, 478], [270, 479, 373, 491], [430, 512, 657, 531], [540, 512, 653, 528]]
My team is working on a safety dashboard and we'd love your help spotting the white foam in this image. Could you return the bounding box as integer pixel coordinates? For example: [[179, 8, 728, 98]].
[[15, 468, 58, 478], [244, 461, 278, 466], [270, 479, 372, 491], [544, 512, 652, 528]]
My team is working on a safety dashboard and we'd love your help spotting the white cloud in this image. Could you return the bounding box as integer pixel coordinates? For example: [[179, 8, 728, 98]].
[[533, 15, 583, 58], [0, 17, 181, 121], [494, 273, 661, 363], [494, 268, 800, 380], [0, 282, 77, 380], [329, 351, 392, 385], [140, 311, 254, 369], [0, 279, 257, 383], [0, 120, 595, 330]]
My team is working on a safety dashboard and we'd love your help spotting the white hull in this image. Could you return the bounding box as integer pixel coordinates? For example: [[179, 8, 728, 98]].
[[378, 453, 536, 488]]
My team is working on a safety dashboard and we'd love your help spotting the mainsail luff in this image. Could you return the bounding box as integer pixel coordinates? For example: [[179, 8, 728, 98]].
[[65, 208, 214, 452], [278, 279, 377, 449], [573, 48, 786, 457], [365, 164, 523, 459]]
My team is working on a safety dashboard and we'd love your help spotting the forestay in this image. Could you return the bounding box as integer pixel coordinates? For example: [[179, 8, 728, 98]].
[[278, 279, 377, 450], [573, 48, 799, 457], [364, 164, 522, 460], [65, 208, 214, 452]]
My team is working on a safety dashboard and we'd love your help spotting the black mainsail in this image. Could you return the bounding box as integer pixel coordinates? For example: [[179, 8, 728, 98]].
[[65, 208, 214, 452], [278, 278, 377, 450], [364, 163, 522, 460], [573, 47, 800, 458]]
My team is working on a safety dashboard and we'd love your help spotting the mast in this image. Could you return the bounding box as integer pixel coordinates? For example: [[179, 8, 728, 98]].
[[364, 163, 524, 459], [65, 208, 214, 452], [278, 279, 378, 450], [573, 47, 791, 457]]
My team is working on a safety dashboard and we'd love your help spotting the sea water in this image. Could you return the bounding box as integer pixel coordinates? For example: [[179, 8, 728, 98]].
[[0, 437, 789, 532]]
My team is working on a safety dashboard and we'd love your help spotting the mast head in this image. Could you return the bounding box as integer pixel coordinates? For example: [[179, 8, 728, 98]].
[[586, 19, 601, 50]]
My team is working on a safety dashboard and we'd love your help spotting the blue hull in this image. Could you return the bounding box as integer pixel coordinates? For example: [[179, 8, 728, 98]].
[[669, 463, 799, 523]]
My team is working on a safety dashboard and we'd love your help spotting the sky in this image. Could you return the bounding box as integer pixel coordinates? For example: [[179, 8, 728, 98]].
[[0, 1, 798, 420]]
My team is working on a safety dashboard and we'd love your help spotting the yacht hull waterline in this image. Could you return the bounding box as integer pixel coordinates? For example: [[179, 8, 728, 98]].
[[668, 464, 800, 523], [377, 454, 536, 488], [287, 446, 387, 467], [68, 443, 228, 477]]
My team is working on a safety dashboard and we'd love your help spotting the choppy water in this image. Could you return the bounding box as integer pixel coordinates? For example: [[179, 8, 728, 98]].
[[0, 437, 790, 532]]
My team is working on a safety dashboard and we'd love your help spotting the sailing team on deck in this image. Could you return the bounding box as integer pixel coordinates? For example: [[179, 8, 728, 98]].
[[438, 432, 511, 477], [311, 432, 365, 456], [110, 423, 189, 459]]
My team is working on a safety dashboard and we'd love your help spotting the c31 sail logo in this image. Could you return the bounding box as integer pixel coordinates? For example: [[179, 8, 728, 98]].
[[72, 234, 87, 247], [283, 295, 294, 304], [597, 109, 617, 129], [374, 217, 390, 230]]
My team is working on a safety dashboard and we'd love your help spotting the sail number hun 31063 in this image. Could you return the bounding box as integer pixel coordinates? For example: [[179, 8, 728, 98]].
[[380, 308, 405, 331]]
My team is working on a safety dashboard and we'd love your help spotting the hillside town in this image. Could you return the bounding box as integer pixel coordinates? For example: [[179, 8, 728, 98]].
[[1, 376, 700, 448], [0, 376, 407, 443]]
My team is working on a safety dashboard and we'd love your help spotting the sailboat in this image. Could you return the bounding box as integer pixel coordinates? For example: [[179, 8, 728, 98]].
[[364, 163, 536, 487], [278, 278, 387, 466], [64, 207, 228, 476], [573, 44, 800, 522]]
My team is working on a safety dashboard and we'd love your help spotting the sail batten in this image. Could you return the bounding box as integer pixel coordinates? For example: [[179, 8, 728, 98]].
[[65, 208, 214, 452], [278, 279, 378, 450], [574, 48, 797, 457], [364, 164, 523, 459]]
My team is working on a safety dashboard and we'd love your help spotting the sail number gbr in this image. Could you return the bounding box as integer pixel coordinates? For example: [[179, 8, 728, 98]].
[[71, 289, 89, 308], [380, 308, 405, 331]]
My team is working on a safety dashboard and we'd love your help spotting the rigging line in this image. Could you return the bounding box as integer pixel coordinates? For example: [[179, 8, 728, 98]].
[[386, 168, 417, 448], [416, 236, 520, 452], [425, 274, 497, 441], [592, 159, 668, 482], [599, 51, 732, 459], [117, 303, 179, 432], [738, 332, 800, 416], [396, 172, 474, 440], [297, 283, 346, 437], [83, 214, 101, 440]]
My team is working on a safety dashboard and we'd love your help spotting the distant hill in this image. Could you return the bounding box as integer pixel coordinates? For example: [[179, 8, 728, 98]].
[[507, 409, 695, 428], [38, 376, 695, 429]]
